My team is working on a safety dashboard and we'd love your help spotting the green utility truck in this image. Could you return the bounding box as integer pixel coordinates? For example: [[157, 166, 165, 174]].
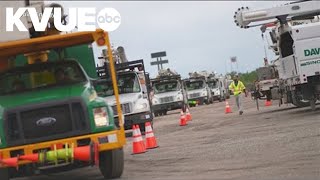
[[0, 30, 126, 180]]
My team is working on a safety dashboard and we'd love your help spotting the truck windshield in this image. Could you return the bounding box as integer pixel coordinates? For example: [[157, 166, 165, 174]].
[[97, 73, 141, 96], [208, 81, 218, 88], [185, 80, 204, 90], [153, 81, 179, 94], [0, 61, 87, 95]]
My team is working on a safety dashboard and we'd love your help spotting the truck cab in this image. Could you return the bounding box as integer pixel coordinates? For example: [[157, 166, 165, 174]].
[[208, 76, 227, 102], [0, 60, 107, 147], [96, 60, 153, 132], [184, 77, 212, 106], [254, 65, 279, 101], [151, 74, 187, 116]]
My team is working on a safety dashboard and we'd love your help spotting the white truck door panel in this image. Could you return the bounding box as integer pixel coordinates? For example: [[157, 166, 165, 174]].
[[294, 34, 320, 80]]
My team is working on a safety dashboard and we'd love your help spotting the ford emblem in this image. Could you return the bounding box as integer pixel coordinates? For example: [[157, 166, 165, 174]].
[[36, 117, 57, 126]]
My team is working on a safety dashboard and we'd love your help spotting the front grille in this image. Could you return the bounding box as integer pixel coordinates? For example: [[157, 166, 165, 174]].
[[189, 93, 201, 98], [21, 104, 72, 139], [160, 96, 174, 103], [112, 103, 131, 116], [5, 99, 90, 147]]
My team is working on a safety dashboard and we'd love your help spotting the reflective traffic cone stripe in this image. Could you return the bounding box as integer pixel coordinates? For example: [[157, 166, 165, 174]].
[[136, 125, 146, 150], [136, 125, 143, 138], [0, 157, 18, 168], [132, 125, 147, 154], [145, 122, 153, 133], [19, 153, 39, 162], [145, 122, 158, 149], [225, 101, 232, 114], [180, 110, 187, 126], [133, 135, 144, 142], [186, 108, 192, 121], [145, 132, 154, 138]]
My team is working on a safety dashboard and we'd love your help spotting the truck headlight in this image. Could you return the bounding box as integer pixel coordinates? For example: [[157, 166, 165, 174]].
[[202, 91, 207, 96], [136, 103, 148, 110], [93, 107, 109, 127], [176, 94, 183, 101], [152, 98, 159, 104]]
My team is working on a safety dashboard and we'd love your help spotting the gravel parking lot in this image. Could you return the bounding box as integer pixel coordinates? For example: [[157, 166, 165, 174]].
[[18, 95, 320, 180]]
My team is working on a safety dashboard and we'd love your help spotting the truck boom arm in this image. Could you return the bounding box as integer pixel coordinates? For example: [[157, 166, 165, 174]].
[[234, 0, 320, 28]]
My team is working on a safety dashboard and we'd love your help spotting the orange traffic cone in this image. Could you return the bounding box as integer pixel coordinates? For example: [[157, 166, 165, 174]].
[[265, 100, 272, 106], [145, 122, 158, 149], [0, 157, 18, 168], [225, 101, 232, 114], [73, 146, 91, 162], [186, 108, 192, 121], [132, 125, 147, 154], [179, 110, 187, 126], [19, 153, 39, 162]]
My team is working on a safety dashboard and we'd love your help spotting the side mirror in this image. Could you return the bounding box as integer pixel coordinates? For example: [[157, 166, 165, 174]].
[[90, 78, 99, 86]]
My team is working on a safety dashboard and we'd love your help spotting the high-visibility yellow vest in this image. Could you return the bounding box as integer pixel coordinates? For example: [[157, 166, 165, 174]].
[[229, 81, 245, 96]]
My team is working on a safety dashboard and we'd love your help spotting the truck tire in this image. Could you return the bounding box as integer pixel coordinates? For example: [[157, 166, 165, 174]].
[[0, 168, 9, 180], [99, 148, 124, 179], [163, 110, 167, 115], [292, 91, 309, 108]]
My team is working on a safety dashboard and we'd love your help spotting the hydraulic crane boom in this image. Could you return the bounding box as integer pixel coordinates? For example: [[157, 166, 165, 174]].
[[234, 0, 320, 28], [233, 0, 320, 111]]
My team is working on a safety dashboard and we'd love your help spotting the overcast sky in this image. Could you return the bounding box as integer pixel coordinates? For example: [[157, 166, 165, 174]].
[[48, 1, 290, 78]]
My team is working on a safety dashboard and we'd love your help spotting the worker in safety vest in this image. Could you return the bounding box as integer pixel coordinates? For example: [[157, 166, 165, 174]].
[[229, 75, 247, 115]]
